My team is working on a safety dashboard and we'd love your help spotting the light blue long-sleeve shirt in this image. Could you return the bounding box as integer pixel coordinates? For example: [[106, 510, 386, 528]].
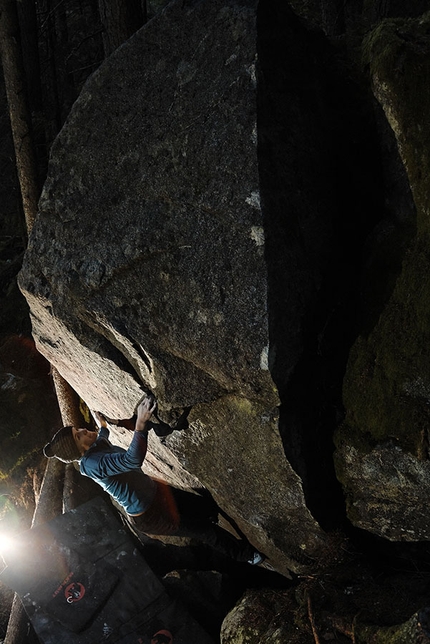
[[79, 426, 157, 515]]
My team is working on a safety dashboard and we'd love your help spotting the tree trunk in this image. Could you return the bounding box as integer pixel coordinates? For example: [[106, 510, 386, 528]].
[[3, 371, 87, 644], [0, 0, 40, 233], [98, 0, 144, 56], [16, 0, 42, 112], [3, 596, 39, 644], [0, 4, 96, 643], [36, 0, 62, 147]]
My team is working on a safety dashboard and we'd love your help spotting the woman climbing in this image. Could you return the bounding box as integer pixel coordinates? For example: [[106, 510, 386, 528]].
[[43, 396, 265, 566]]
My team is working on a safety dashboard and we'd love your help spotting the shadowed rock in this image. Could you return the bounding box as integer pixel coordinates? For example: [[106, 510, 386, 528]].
[[335, 13, 430, 541]]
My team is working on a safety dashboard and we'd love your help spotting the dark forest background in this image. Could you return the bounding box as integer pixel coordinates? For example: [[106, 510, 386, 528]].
[[0, 0, 170, 636]]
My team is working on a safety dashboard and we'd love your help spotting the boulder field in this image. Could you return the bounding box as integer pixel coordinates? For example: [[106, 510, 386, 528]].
[[17, 0, 430, 638]]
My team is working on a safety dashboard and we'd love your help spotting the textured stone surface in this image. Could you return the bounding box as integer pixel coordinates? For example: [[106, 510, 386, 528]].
[[335, 441, 430, 540], [334, 14, 430, 540], [18, 0, 328, 574], [22, 0, 273, 416], [220, 588, 312, 644]]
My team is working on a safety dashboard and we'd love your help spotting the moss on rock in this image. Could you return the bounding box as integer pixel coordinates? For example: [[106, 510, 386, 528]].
[[341, 239, 430, 456], [335, 11, 430, 538], [220, 589, 313, 644], [354, 607, 430, 643], [363, 13, 430, 231]]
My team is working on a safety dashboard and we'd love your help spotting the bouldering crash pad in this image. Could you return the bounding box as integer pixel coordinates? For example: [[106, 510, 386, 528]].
[[0, 497, 214, 643]]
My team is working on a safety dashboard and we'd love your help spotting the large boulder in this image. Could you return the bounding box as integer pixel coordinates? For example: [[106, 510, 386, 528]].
[[220, 588, 312, 644], [334, 14, 430, 540], [18, 0, 338, 574]]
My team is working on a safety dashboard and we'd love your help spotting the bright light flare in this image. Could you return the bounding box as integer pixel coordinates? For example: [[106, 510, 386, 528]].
[[0, 533, 16, 554]]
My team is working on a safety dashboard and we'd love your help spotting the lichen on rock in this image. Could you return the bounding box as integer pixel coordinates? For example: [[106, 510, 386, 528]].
[[220, 589, 309, 644]]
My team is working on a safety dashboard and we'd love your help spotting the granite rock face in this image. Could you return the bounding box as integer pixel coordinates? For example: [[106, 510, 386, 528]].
[[334, 13, 430, 541], [220, 589, 305, 644], [18, 0, 332, 575]]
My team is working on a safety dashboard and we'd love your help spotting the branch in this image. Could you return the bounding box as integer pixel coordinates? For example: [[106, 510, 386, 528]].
[[307, 592, 322, 644]]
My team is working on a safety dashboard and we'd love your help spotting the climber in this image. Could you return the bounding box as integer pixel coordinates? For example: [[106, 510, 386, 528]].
[[43, 396, 265, 566]]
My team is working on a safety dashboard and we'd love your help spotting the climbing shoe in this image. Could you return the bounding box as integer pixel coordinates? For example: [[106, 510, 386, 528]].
[[248, 551, 265, 566], [173, 406, 192, 431]]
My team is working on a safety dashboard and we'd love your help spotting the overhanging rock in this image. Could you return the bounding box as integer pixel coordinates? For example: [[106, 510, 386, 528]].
[[19, 0, 328, 574]]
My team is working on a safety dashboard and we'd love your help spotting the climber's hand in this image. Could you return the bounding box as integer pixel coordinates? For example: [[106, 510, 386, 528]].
[[135, 396, 157, 432], [91, 410, 107, 429]]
